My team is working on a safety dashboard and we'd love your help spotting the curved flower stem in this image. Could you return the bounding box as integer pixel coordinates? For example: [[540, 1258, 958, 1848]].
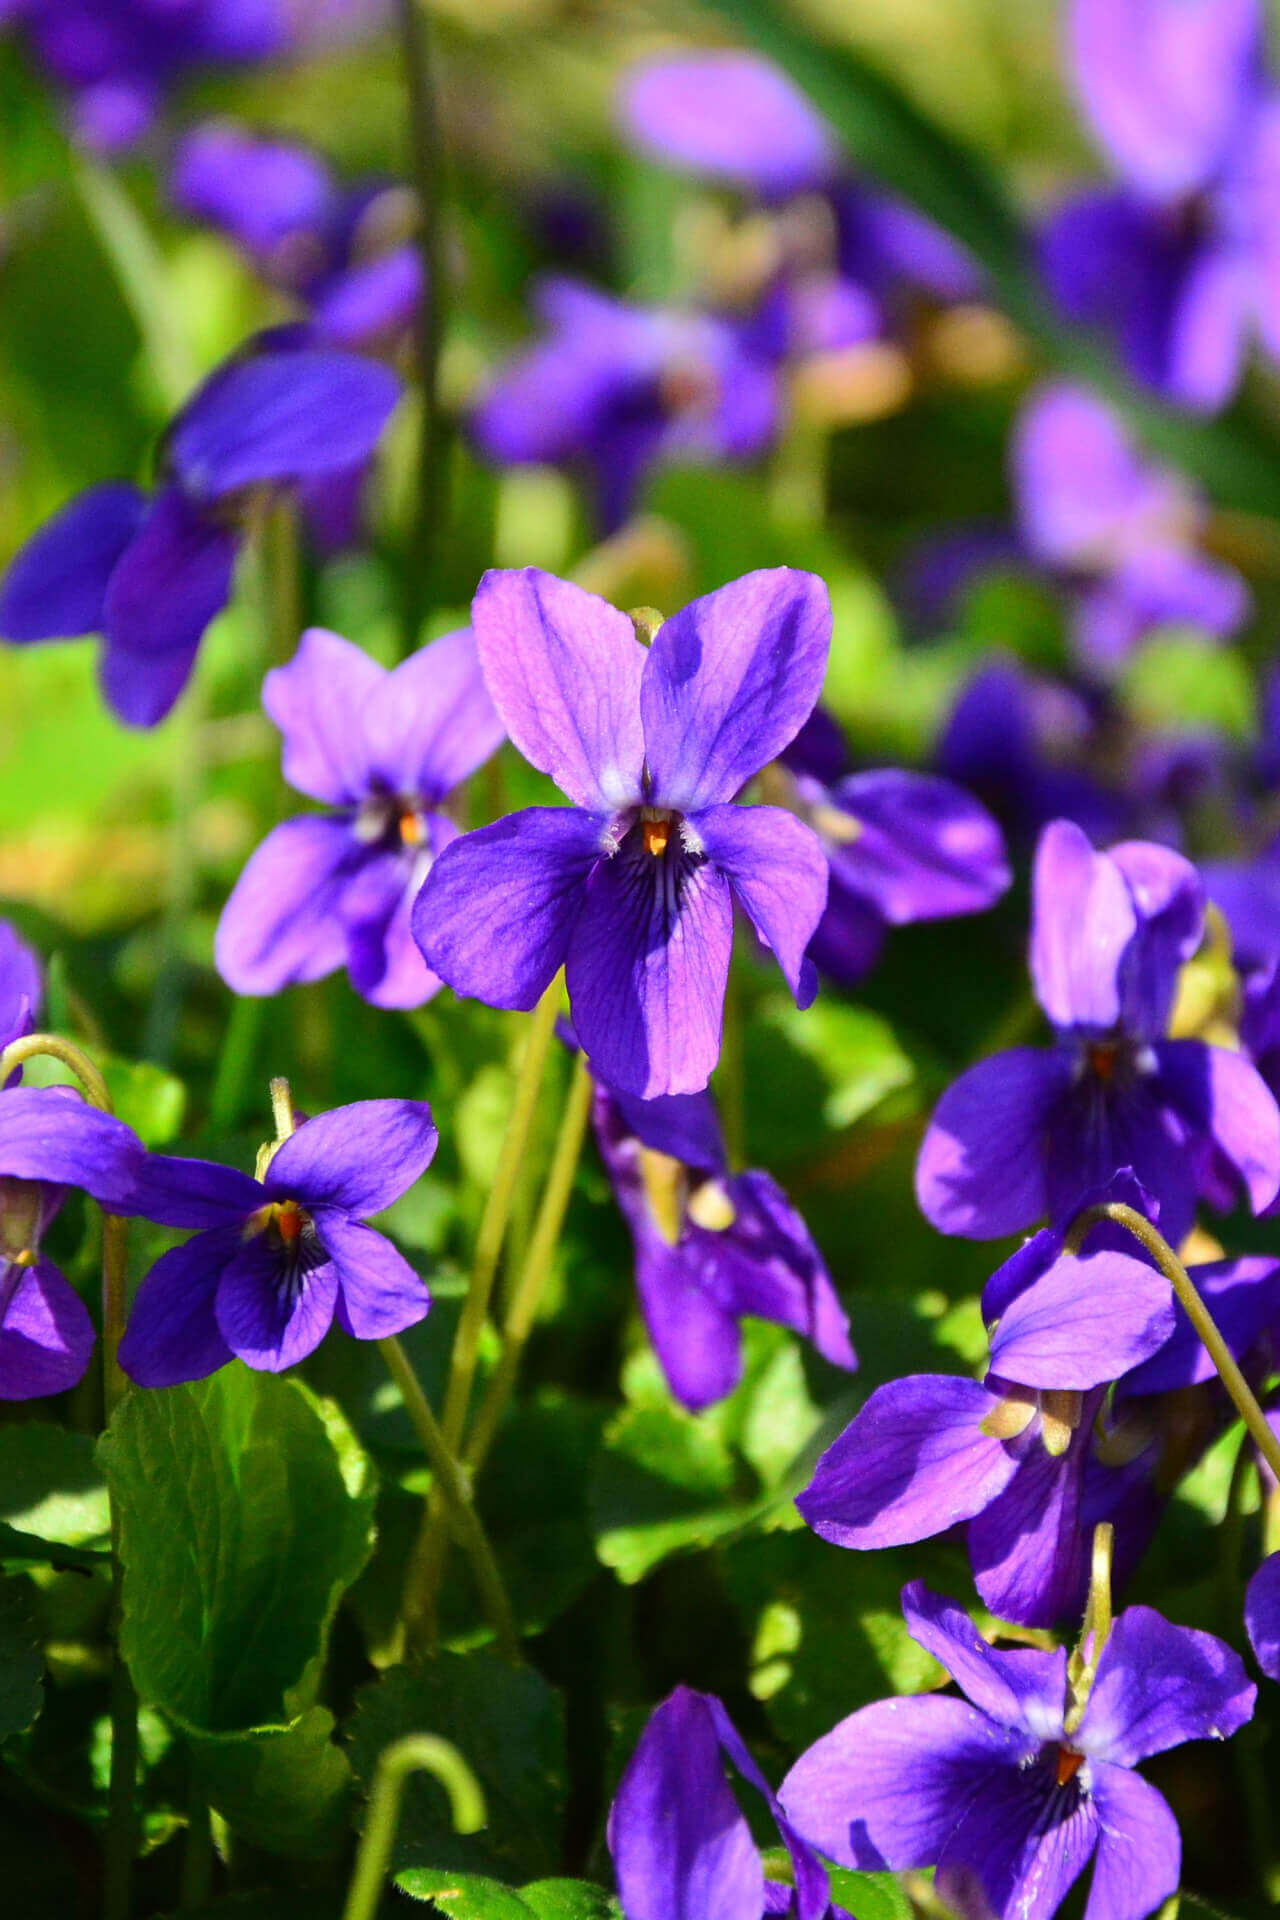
[[1064, 1199, 1280, 1485], [379, 1337, 521, 1663], [0, 1033, 138, 1920], [341, 1732, 485, 1920]]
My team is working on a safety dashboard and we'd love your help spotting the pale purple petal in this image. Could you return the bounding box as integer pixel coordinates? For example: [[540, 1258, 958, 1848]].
[[1029, 822, 1136, 1033], [618, 52, 838, 197], [102, 485, 238, 664], [1152, 1038, 1280, 1215], [1082, 1763, 1179, 1920], [0, 1258, 94, 1399], [915, 1049, 1073, 1239], [901, 1583, 1068, 1741], [470, 568, 645, 810], [313, 248, 424, 351], [413, 807, 601, 1011], [117, 1227, 239, 1388], [797, 1375, 1016, 1548], [608, 1686, 765, 1920], [828, 771, 1010, 924], [215, 1236, 340, 1372], [1244, 1552, 1280, 1681], [1076, 1605, 1255, 1763], [634, 1239, 745, 1411], [346, 848, 444, 1011], [170, 122, 336, 259], [99, 635, 203, 728], [694, 804, 827, 1005], [0, 483, 146, 640], [987, 1250, 1175, 1390], [266, 1099, 437, 1216], [1161, 242, 1253, 414], [262, 627, 384, 803], [215, 816, 358, 996], [0, 1088, 142, 1211], [970, 1430, 1090, 1629], [361, 625, 505, 801], [1013, 386, 1157, 571], [938, 1763, 1097, 1920], [319, 1210, 430, 1342]]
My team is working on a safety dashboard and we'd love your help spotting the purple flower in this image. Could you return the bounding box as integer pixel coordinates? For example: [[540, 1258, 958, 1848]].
[[593, 1081, 854, 1411], [609, 1685, 848, 1920], [915, 818, 1280, 1242], [470, 278, 779, 533], [0, 337, 400, 727], [0, 919, 42, 1058], [413, 567, 831, 1099], [774, 710, 1010, 987], [118, 1098, 437, 1384], [1204, 841, 1280, 969], [216, 626, 503, 1010], [171, 122, 424, 354], [780, 1582, 1255, 1920], [1245, 1552, 1280, 1680], [1043, 0, 1280, 410], [0, 1086, 144, 1398]]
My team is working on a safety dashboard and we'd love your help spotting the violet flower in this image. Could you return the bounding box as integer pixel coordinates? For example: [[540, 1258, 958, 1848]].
[[1043, 0, 1280, 411], [915, 818, 1280, 1243], [216, 626, 503, 1010], [593, 1080, 854, 1411], [0, 919, 42, 1057], [0, 336, 400, 727], [1246, 1552, 1280, 1680], [470, 278, 779, 534], [118, 1098, 437, 1383], [780, 1582, 1255, 1920], [609, 1685, 848, 1920], [771, 709, 1010, 987], [413, 567, 831, 1099]]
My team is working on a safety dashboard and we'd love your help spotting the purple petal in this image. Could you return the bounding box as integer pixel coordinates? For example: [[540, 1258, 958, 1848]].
[[642, 570, 831, 812], [915, 1049, 1072, 1239], [1029, 822, 1136, 1033], [117, 1226, 239, 1388], [634, 1240, 745, 1411], [969, 1430, 1090, 1629], [566, 836, 734, 1098], [608, 1686, 765, 1920], [312, 248, 425, 351], [827, 770, 1010, 924], [345, 845, 445, 1011], [0, 1258, 94, 1399], [0, 483, 146, 641], [170, 122, 336, 259], [1119, 1254, 1280, 1395], [987, 1250, 1175, 1390], [121, 1153, 262, 1231], [170, 348, 400, 499], [600, 1085, 726, 1175], [99, 635, 203, 728], [262, 627, 384, 804], [1108, 840, 1205, 1038], [215, 816, 358, 997], [807, 883, 886, 988], [0, 919, 41, 1055], [1068, 0, 1263, 197], [214, 1235, 340, 1372], [1152, 1038, 1280, 1215], [779, 1694, 1027, 1871], [1013, 386, 1163, 572], [711, 1169, 855, 1372], [797, 1375, 1015, 1548], [413, 807, 601, 1011], [1076, 1604, 1255, 1763], [266, 1099, 437, 1217], [1244, 1552, 1280, 1681], [319, 1210, 430, 1342], [901, 1582, 1067, 1740], [695, 804, 827, 1005], [0, 1088, 142, 1211], [938, 1761, 1097, 1920], [470, 569, 645, 810], [361, 625, 505, 802], [618, 52, 838, 197], [102, 485, 238, 660], [1083, 1763, 1179, 1920], [704, 1698, 833, 1920]]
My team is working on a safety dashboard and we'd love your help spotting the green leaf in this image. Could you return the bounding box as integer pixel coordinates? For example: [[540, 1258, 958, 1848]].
[[190, 1708, 352, 1858], [100, 1370, 376, 1733], [745, 994, 915, 1165], [0, 1573, 43, 1738], [590, 1397, 754, 1586], [0, 1423, 109, 1548], [394, 1874, 619, 1919], [520, 1885, 619, 1919], [349, 1653, 566, 1882], [827, 1871, 913, 1920], [98, 1053, 187, 1146]]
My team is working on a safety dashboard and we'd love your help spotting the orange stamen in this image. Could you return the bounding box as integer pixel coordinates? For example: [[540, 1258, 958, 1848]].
[[274, 1201, 305, 1245], [399, 809, 425, 848], [1056, 1747, 1085, 1787], [643, 817, 671, 857]]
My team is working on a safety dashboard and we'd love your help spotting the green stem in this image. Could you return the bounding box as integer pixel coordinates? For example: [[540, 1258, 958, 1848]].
[[1065, 1201, 1280, 1485], [396, 0, 451, 651], [72, 158, 195, 413], [379, 1338, 521, 1662], [342, 1733, 485, 1920], [143, 680, 205, 1068], [209, 997, 264, 1133]]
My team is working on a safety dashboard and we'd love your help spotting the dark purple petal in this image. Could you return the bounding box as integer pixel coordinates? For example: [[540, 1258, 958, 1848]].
[[618, 52, 839, 197], [695, 804, 827, 1005], [712, 1169, 855, 1372], [987, 1250, 1175, 1390], [970, 1428, 1091, 1629], [642, 570, 831, 813], [0, 1258, 94, 1399], [119, 1154, 263, 1230], [0, 483, 146, 641], [98, 635, 204, 728], [566, 837, 734, 1098], [262, 627, 384, 803], [807, 882, 886, 988], [117, 1226, 240, 1388], [608, 1686, 765, 1920], [1076, 1604, 1255, 1763], [266, 1099, 437, 1217], [1082, 1763, 1179, 1920], [215, 816, 358, 997], [470, 569, 645, 810], [413, 807, 601, 1011], [214, 1235, 340, 1372], [634, 1239, 745, 1411], [319, 1210, 430, 1342], [1044, 1072, 1197, 1246], [798, 1375, 1016, 1549], [1029, 821, 1135, 1034], [901, 1583, 1068, 1740], [1152, 1038, 1280, 1215], [915, 1049, 1073, 1239], [345, 845, 444, 1012], [779, 1694, 1027, 1871], [1244, 1552, 1280, 1681], [937, 1759, 1097, 1920], [102, 485, 238, 659], [170, 348, 400, 499], [704, 1697, 833, 1920], [362, 625, 505, 802], [602, 1086, 726, 1175], [827, 771, 1010, 925], [1108, 840, 1205, 1038], [1119, 1255, 1280, 1395], [0, 1089, 142, 1211]]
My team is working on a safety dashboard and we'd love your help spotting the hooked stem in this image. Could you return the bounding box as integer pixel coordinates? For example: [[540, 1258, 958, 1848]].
[[341, 1732, 485, 1920]]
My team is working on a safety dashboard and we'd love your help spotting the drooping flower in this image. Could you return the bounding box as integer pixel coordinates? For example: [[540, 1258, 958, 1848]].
[[413, 567, 831, 1099], [915, 818, 1280, 1243], [593, 1079, 854, 1411], [216, 626, 503, 1009], [1042, 0, 1280, 411], [470, 278, 780, 534], [118, 1098, 437, 1383], [609, 1685, 849, 1920], [0, 335, 400, 726], [771, 709, 1010, 986], [780, 1582, 1255, 1920]]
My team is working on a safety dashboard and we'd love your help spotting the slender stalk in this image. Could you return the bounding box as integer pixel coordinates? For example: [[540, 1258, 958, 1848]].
[[209, 997, 264, 1132], [72, 158, 195, 412], [396, 0, 451, 651], [342, 1733, 485, 1920], [379, 1338, 521, 1662], [1065, 1200, 1280, 1485]]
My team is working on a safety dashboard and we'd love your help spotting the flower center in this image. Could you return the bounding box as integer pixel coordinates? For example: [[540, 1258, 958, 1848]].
[[355, 790, 429, 854], [245, 1199, 311, 1249], [658, 354, 719, 419], [1087, 1041, 1119, 1082], [1055, 1746, 1085, 1787], [642, 807, 677, 857]]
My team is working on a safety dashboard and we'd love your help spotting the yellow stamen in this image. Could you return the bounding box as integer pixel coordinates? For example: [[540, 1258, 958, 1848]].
[[642, 816, 671, 857]]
